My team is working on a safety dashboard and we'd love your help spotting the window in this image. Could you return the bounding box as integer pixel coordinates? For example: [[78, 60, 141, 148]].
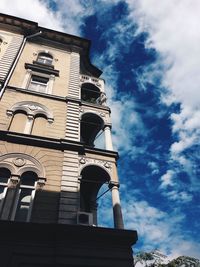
[[81, 83, 101, 104], [9, 111, 27, 133], [9, 112, 49, 135], [31, 115, 47, 136], [80, 165, 110, 226], [8, 102, 54, 136], [0, 169, 38, 222], [14, 171, 37, 222], [81, 113, 104, 147], [28, 75, 49, 93], [0, 168, 10, 213], [0, 154, 46, 222], [37, 52, 53, 65]]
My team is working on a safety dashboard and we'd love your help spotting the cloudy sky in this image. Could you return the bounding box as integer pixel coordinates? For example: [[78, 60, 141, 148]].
[[1, 0, 200, 260]]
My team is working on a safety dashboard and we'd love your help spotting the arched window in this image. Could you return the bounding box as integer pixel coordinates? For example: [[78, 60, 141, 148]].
[[31, 114, 47, 136], [0, 154, 45, 222], [8, 102, 53, 136], [81, 83, 101, 104], [0, 168, 11, 213], [80, 165, 110, 225], [37, 52, 53, 65], [81, 113, 104, 147], [9, 111, 27, 133], [14, 171, 38, 222]]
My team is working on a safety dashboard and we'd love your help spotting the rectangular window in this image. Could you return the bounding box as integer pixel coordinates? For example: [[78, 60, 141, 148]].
[[28, 75, 49, 93]]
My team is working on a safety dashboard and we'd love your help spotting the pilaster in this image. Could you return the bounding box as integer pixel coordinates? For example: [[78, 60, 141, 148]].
[[58, 150, 79, 224]]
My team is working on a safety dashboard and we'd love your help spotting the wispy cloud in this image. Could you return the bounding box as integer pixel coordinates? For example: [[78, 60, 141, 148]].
[[0, 0, 63, 31], [127, 0, 200, 183], [122, 198, 200, 258]]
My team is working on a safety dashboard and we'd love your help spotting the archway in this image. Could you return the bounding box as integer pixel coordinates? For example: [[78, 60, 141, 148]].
[[80, 165, 110, 225], [81, 83, 100, 104], [81, 113, 104, 147]]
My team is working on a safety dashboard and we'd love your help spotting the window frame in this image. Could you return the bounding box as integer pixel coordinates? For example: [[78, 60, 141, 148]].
[[11, 177, 37, 222], [37, 52, 53, 66], [0, 168, 12, 215], [28, 74, 49, 94], [0, 177, 9, 214]]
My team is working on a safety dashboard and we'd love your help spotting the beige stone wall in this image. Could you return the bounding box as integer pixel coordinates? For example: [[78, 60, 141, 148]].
[[0, 89, 66, 139], [0, 140, 64, 223], [9, 41, 71, 97]]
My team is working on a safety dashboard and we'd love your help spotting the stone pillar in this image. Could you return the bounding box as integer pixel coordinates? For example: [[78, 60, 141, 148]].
[[22, 69, 32, 88], [1, 176, 19, 220], [104, 125, 113, 151], [48, 74, 55, 94], [90, 201, 98, 226], [109, 182, 124, 229], [24, 115, 34, 134]]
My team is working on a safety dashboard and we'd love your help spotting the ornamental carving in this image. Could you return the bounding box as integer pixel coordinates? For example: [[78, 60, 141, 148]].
[[36, 179, 46, 190], [79, 157, 86, 164], [79, 157, 112, 172], [100, 112, 105, 117], [104, 162, 111, 169], [9, 177, 19, 188], [23, 104, 43, 112], [13, 158, 26, 167]]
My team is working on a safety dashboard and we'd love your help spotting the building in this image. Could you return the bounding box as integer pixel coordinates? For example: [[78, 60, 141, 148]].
[[0, 13, 137, 267]]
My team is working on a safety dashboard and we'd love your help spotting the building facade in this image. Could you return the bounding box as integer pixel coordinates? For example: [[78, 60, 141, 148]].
[[0, 13, 137, 267]]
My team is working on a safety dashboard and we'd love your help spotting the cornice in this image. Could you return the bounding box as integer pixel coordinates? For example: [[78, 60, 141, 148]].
[[0, 13, 102, 77], [5, 86, 111, 112], [0, 130, 119, 160]]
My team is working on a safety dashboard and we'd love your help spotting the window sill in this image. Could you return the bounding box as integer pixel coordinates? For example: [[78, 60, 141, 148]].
[[25, 63, 59, 77]]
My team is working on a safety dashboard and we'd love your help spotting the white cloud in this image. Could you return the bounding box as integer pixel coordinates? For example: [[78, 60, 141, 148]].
[[159, 170, 174, 189], [0, 0, 63, 31], [122, 199, 200, 258], [148, 161, 159, 175], [125, 0, 200, 203], [126, 0, 200, 160]]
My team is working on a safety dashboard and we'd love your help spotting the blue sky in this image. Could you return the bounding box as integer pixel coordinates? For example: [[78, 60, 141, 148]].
[[1, 0, 200, 260]]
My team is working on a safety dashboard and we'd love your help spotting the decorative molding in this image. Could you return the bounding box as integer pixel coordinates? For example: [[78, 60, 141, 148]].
[[100, 112, 105, 117], [79, 157, 86, 164], [0, 153, 45, 177], [13, 158, 26, 167], [25, 63, 59, 77], [36, 178, 46, 190], [8, 101, 54, 121], [9, 177, 20, 188], [79, 156, 112, 173]]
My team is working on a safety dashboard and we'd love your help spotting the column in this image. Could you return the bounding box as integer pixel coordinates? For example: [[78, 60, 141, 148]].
[[24, 115, 34, 134], [48, 74, 55, 94], [90, 201, 98, 226], [1, 176, 19, 220], [109, 182, 124, 229], [104, 125, 113, 151], [22, 69, 32, 88]]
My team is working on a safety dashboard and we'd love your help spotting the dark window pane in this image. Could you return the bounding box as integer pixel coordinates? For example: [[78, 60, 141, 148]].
[[0, 168, 10, 183], [21, 171, 37, 186], [15, 188, 32, 222]]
